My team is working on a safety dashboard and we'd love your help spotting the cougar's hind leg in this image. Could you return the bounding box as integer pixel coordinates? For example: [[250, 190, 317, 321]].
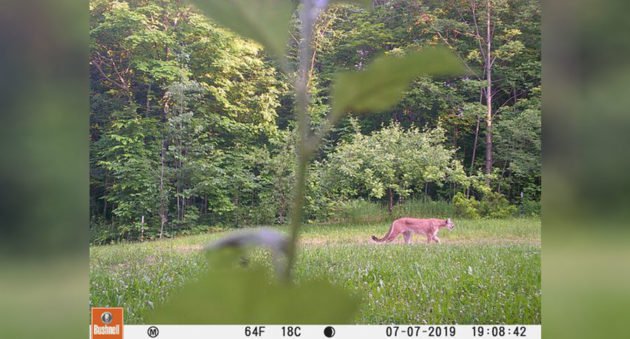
[[385, 228, 401, 243], [403, 231, 412, 244], [426, 234, 432, 244]]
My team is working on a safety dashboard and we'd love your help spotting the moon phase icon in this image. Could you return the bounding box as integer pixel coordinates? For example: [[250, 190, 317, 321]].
[[324, 326, 336, 338]]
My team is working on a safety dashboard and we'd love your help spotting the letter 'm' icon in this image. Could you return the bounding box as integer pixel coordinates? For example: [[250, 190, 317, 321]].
[[147, 326, 160, 338]]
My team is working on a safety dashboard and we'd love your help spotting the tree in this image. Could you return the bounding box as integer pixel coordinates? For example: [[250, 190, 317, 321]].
[[494, 90, 541, 199], [90, 0, 285, 239], [322, 122, 468, 212], [416, 0, 540, 191], [94, 109, 161, 239]]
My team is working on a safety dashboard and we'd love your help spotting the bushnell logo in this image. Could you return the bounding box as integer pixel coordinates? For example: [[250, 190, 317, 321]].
[[91, 307, 124, 339]]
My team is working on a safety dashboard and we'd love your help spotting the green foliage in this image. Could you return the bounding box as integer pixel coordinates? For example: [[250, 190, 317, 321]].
[[94, 109, 161, 236], [144, 250, 359, 323], [343, 0, 541, 199], [321, 123, 468, 206], [453, 192, 481, 219], [90, 242, 206, 321], [495, 95, 541, 199], [521, 199, 541, 217], [453, 191, 517, 219], [330, 199, 387, 224], [330, 0, 372, 9], [90, 227, 118, 246], [479, 191, 518, 219], [330, 47, 464, 123], [90, 0, 286, 239], [182, 206, 200, 226], [190, 0, 295, 69], [261, 132, 296, 224], [90, 0, 540, 236]]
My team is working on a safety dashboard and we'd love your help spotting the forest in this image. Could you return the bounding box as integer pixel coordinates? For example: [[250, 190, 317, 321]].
[[89, 0, 541, 243]]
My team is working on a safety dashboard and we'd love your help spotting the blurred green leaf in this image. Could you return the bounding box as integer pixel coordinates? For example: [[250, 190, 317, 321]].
[[144, 251, 359, 323], [330, 47, 465, 122], [190, 0, 295, 69]]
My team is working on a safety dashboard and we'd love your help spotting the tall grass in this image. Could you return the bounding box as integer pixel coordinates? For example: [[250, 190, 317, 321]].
[[90, 218, 540, 323], [294, 243, 540, 324], [392, 199, 454, 219], [328, 199, 454, 225]]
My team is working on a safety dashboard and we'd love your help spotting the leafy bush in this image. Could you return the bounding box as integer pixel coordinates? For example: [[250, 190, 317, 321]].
[[453, 192, 481, 219], [520, 199, 541, 216], [90, 227, 118, 245], [182, 206, 200, 226], [453, 191, 517, 219], [479, 191, 518, 218]]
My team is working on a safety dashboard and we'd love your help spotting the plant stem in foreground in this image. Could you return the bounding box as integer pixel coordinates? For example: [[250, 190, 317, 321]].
[[283, 0, 324, 282]]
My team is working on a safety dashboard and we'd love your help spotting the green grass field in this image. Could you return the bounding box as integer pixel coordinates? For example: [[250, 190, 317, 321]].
[[90, 218, 540, 324]]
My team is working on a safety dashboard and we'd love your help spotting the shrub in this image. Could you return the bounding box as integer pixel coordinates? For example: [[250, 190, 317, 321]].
[[520, 199, 541, 216], [90, 228, 117, 245], [453, 192, 481, 219], [479, 191, 517, 218], [453, 191, 518, 219]]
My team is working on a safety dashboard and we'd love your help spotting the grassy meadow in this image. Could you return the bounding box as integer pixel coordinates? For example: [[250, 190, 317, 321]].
[[90, 218, 540, 324]]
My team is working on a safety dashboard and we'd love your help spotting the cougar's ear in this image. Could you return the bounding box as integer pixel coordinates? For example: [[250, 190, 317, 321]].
[[447, 218, 451, 222]]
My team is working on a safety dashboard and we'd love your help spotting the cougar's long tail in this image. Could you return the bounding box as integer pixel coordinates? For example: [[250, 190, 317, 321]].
[[371, 221, 395, 242]]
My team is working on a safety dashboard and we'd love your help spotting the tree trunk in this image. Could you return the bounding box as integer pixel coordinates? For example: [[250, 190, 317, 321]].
[[484, 0, 493, 180], [470, 111, 481, 174], [102, 172, 108, 218], [453, 125, 459, 149], [182, 196, 186, 221], [140, 215, 145, 241], [145, 83, 151, 118], [279, 194, 286, 224], [234, 192, 239, 227], [467, 111, 482, 197], [159, 138, 167, 239], [388, 188, 394, 214], [176, 191, 180, 222], [498, 158, 510, 193], [425, 182, 429, 200]]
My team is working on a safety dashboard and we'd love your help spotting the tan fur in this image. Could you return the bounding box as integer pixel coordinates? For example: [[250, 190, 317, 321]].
[[371, 217, 455, 244]]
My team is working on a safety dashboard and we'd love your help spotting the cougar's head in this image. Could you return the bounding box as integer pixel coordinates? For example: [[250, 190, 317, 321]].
[[445, 218, 455, 230]]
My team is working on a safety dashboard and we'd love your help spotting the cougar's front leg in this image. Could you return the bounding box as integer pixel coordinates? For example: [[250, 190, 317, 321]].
[[403, 231, 412, 244]]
